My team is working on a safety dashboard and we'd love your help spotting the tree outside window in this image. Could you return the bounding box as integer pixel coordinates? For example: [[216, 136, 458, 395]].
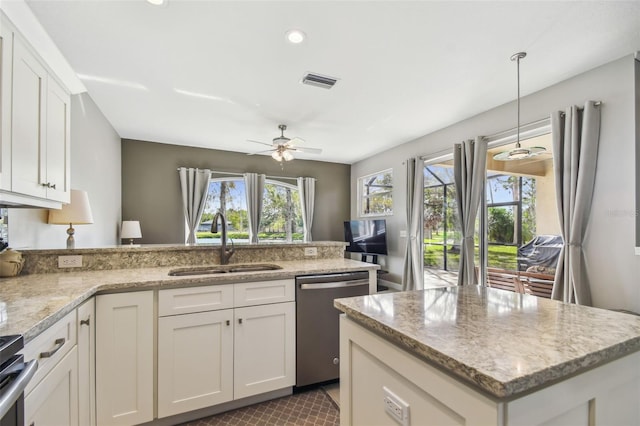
[[359, 169, 392, 216]]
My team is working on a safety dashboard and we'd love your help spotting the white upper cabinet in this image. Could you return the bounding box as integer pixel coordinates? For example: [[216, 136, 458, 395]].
[[0, 12, 70, 207]]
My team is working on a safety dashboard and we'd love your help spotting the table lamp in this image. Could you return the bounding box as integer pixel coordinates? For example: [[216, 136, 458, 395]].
[[48, 189, 94, 249], [121, 221, 142, 245]]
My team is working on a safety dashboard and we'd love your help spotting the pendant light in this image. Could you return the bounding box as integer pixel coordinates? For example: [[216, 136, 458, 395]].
[[493, 52, 546, 161]]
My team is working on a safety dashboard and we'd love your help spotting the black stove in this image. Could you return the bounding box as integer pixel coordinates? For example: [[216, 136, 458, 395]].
[[0, 336, 23, 366], [0, 334, 37, 426]]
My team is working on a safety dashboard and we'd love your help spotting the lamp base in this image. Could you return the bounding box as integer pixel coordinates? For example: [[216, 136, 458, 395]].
[[66, 225, 75, 249]]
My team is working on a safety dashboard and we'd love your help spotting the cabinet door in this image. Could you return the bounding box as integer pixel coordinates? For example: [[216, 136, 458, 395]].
[[158, 309, 234, 418], [25, 346, 79, 426], [0, 16, 13, 191], [11, 35, 46, 199], [77, 298, 95, 426], [44, 76, 70, 203], [96, 292, 153, 426], [234, 302, 295, 399]]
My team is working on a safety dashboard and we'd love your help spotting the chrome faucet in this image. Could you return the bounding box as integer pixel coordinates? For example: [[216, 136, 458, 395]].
[[211, 211, 235, 265]]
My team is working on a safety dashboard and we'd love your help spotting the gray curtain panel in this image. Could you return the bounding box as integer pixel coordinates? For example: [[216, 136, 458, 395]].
[[551, 101, 601, 305], [453, 138, 487, 286], [178, 167, 211, 244], [244, 173, 266, 244], [297, 177, 316, 242], [402, 157, 424, 291]]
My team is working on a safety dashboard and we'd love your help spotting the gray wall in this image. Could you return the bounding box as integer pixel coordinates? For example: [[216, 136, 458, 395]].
[[9, 93, 122, 249], [352, 55, 640, 313], [121, 140, 351, 244]]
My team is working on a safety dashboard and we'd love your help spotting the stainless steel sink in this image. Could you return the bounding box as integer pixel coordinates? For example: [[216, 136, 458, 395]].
[[168, 263, 282, 276]]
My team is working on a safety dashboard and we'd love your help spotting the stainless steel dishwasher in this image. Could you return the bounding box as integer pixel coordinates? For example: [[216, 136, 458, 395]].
[[295, 271, 370, 387]]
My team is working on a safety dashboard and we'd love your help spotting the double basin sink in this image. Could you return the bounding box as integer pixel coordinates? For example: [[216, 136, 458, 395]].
[[168, 263, 282, 277]]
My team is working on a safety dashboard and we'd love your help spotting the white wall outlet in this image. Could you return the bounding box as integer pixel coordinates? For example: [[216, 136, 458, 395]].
[[58, 255, 83, 268], [383, 386, 410, 426], [399, 230, 408, 238], [304, 247, 318, 256]]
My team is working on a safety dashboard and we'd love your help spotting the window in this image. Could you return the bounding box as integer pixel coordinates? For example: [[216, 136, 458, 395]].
[[423, 162, 460, 272], [198, 178, 247, 243], [259, 180, 303, 242], [358, 169, 392, 216], [423, 127, 559, 294], [197, 177, 302, 243]]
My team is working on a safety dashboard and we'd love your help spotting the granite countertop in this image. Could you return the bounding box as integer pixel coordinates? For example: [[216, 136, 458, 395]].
[[334, 286, 640, 400], [0, 258, 377, 342]]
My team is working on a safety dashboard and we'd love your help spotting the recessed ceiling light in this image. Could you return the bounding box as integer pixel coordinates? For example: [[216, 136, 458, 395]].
[[286, 29, 306, 44], [146, 0, 166, 6]]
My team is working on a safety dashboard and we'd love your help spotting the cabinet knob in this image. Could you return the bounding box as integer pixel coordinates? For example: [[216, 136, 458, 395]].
[[80, 318, 90, 326], [50, 183, 56, 189]]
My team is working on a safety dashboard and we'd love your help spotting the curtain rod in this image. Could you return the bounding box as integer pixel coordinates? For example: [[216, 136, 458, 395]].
[[176, 168, 304, 182]]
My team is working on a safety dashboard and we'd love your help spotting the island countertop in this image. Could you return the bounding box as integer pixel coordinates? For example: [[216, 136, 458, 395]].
[[0, 258, 378, 342], [334, 286, 640, 399]]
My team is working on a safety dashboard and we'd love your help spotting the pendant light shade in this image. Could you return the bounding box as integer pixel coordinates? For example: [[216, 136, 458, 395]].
[[493, 52, 546, 161]]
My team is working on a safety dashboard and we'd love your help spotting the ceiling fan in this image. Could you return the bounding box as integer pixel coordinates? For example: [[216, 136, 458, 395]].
[[247, 124, 322, 162]]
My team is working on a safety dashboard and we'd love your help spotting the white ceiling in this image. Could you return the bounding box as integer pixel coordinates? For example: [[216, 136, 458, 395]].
[[24, 0, 640, 164]]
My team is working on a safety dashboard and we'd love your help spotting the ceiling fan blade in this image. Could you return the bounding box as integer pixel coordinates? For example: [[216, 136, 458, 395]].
[[292, 146, 322, 154], [288, 137, 305, 146], [246, 139, 273, 147], [247, 149, 274, 156]]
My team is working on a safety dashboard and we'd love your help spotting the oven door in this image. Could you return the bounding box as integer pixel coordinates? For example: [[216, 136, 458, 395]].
[[0, 356, 38, 426]]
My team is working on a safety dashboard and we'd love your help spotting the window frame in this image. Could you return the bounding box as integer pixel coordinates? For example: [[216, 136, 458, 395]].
[[357, 168, 393, 217]]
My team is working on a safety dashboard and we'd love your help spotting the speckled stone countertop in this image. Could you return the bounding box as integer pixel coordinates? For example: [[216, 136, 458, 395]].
[[334, 286, 640, 399], [0, 258, 377, 342]]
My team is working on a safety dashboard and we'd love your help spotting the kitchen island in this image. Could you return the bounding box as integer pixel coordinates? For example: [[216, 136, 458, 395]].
[[335, 286, 640, 426]]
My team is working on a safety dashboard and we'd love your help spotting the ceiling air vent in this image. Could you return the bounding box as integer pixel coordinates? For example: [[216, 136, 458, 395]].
[[301, 72, 338, 89]]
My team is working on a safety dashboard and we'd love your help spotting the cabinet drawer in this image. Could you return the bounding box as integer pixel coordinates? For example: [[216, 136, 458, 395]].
[[234, 279, 295, 307], [21, 309, 77, 396], [159, 284, 234, 316]]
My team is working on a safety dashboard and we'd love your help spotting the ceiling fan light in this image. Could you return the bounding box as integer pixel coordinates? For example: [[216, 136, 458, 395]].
[[283, 150, 294, 161], [271, 151, 283, 161]]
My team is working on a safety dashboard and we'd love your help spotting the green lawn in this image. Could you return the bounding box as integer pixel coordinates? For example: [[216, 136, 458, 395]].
[[424, 239, 517, 271]]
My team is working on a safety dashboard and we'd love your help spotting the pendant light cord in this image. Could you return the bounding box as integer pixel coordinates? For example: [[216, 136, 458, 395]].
[[511, 52, 526, 149]]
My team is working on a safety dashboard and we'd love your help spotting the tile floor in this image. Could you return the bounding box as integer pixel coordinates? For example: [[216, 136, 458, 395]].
[[180, 388, 339, 426]]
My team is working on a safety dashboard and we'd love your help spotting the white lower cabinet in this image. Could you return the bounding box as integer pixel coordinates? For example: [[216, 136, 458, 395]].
[[77, 298, 96, 426], [157, 280, 296, 419], [157, 309, 234, 418], [234, 302, 295, 399], [24, 347, 79, 426], [341, 315, 640, 426], [96, 291, 154, 426]]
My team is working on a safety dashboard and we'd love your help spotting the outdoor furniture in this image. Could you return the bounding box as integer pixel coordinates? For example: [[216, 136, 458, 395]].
[[480, 267, 554, 299]]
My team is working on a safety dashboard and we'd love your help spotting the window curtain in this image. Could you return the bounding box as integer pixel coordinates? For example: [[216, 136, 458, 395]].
[[297, 177, 316, 242], [453, 138, 487, 286], [178, 167, 210, 244], [551, 101, 601, 305], [244, 172, 265, 244], [402, 157, 424, 291]]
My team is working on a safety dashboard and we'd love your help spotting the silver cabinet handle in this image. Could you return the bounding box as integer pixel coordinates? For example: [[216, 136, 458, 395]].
[[80, 318, 90, 326], [39, 338, 65, 358]]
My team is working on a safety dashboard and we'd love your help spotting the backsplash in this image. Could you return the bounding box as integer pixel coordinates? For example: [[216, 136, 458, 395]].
[[18, 242, 347, 275]]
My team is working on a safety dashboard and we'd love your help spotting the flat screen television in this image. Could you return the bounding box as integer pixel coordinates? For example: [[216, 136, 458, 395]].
[[344, 219, 388, 255]]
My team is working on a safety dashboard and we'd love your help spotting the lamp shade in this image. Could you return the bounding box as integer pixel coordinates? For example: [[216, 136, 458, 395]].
[[121, 221, 142, 239], [48, 190, 94, 225]]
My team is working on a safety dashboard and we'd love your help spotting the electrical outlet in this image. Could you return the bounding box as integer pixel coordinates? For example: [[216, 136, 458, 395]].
[[58, 255, 83, 268], [383, 387, 410, 425], [304, 247, 317, 256], [399, 230, 407, 238]]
